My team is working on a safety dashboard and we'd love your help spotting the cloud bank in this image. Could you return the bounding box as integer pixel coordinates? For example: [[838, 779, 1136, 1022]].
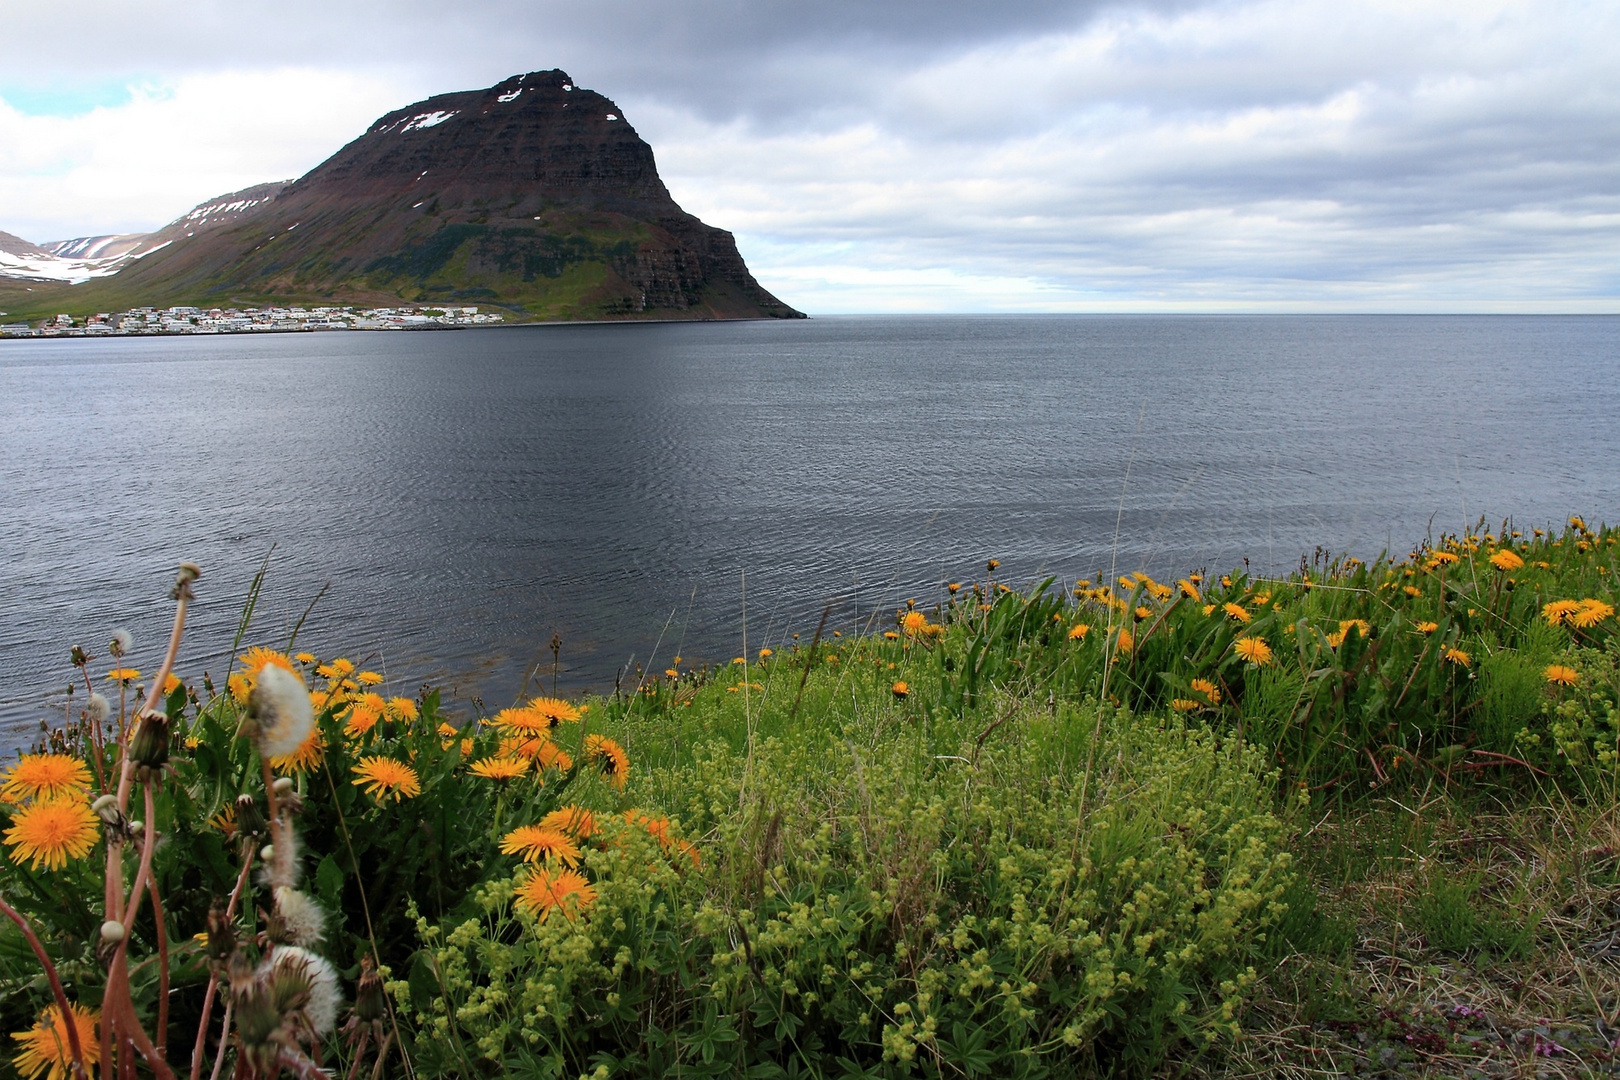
[[1, 0, 1615, 310]]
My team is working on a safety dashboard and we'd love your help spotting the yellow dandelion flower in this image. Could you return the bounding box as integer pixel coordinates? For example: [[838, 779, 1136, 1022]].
[[1177, 579, 1201, 601], [1443, 647, 1471, 667], [526, 697, 583, 730], [1570, 516, 1589, 532], [437, 721, 457, 738], [3, 797, 99, 871], [1114, 629, 1134, 654], [386, 697, 418, 723], [1223, 603, 1251, 624], [1326, 630, 1347, 648], [331, 658, 355, 676], [758, 648, 773, 659], [1338, 619, 1371, 641], [1202, 604, 1217, 616], [499, 825, 580, 866], [10, 1002, 99, 1080], [351, 757, 421, 802], [162, 673, 183, 696], [294, 652, 316, 665], [583, 735, 629, 789], [1190, 678, 1219, 703], [1543, 600, 1582, 626], [104, 668, 140, 682], [1544, 665, 1580, 687], [535, 740, 574, 772], [542, 806, 597, 839], [1134, 606, 1153, 620], [892, 681, 910, 698], [883, 631, 900, 640], [357, 671, 384, 686], [1067, 623, 1090, 641], [1426, 551, 1460, 568], [239, 647, 295, 680], [343, 694, 385, 738], [1489, 549, 1524, 572], [469, 757, 529, 782], [900, 611, 928, 636], [1170, 698, 1202, 712], [1403, 585, 1422, 598], [1573, 599, 1615, 628], [513, 867, 597, 922], [1233, 637, 1272, 666], [270, 728, 326, 775], [1, 755, 91, 803]]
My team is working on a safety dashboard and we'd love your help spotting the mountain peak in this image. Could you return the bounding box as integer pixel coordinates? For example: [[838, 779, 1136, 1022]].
[[0, 72, 801, 321]]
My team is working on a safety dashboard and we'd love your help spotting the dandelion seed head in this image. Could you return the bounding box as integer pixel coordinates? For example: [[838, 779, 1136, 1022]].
[[248, 666, 315, 758]]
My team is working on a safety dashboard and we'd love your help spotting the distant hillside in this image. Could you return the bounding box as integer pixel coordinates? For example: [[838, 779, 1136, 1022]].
[[0, 71, 800, 322]]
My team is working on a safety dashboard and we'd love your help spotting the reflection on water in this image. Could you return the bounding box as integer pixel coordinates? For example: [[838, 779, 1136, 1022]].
[[3, 315, 1617, 742]]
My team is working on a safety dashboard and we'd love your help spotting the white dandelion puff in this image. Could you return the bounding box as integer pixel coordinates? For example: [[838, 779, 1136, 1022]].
[[270, 946, 342, 1036], [110, 629, 134, 657], [248, 665, 314, 757], [274, 886, 327, 947], [88, 692, 110, 723]]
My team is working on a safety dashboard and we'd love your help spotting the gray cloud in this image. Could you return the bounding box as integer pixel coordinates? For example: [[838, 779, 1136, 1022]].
[[1, 0, 1616, 309]]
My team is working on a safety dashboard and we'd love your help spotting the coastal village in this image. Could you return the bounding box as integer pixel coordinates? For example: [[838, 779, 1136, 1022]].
[[0, 303, 505, 337]]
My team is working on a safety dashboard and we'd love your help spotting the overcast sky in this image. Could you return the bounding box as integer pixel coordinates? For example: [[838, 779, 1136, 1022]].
[[2, 0, 1616, 312]]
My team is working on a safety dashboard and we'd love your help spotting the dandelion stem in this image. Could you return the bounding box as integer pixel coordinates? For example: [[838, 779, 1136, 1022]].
[[148, 872, 169, 1060], [189, 849, 256, 1080], [0, 893, 89, 1080], [206, 1004, 232, 1080]]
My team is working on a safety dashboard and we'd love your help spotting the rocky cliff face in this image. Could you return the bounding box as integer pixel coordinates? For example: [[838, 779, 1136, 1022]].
[[58, 71, 800, 320]]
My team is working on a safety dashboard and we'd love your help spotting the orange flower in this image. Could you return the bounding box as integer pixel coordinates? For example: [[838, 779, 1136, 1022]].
[[500, 825, 580, 866], [469, 757, 529, 782], [270, 728, 326, 775], [526, 697, 584, 731], [513, 867, 596, 922], [1488, 549, 1524, 572], [542, 806, 597, 839], [3, 797, 98, 870], [891, 681, 909, 698], [1233, 637, 1272, 666], [351, 757, 421, 802], [1, 754, 91, 803], [10, 1003, 99, 1080], [1544, 665, 1580, 687], [583, 735, 629, 789]]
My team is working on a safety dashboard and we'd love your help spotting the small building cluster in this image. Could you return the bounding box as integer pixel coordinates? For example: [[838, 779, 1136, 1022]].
[[0, 304, 505, 338]]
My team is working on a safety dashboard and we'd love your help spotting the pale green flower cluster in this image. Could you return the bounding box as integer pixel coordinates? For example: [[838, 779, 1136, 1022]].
[[395, 703, 1295, 1077]]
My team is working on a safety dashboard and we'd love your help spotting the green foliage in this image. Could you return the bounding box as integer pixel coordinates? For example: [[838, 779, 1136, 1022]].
[[1405, 868, 1540, 959], [397, 695, 1295, 1079]]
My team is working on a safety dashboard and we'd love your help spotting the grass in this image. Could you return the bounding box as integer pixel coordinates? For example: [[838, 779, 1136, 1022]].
[[1, 518, 1617, 1078]]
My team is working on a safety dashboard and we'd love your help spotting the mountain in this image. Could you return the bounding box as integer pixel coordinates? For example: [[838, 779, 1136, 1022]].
[[0, 71, 800, 321]]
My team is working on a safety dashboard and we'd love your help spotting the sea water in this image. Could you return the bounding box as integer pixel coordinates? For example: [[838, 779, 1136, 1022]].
[[2, 315, 1616, 741]]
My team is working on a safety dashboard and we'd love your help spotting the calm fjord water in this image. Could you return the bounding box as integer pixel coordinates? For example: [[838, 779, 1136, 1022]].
[[2, 315, 1616, 740]]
